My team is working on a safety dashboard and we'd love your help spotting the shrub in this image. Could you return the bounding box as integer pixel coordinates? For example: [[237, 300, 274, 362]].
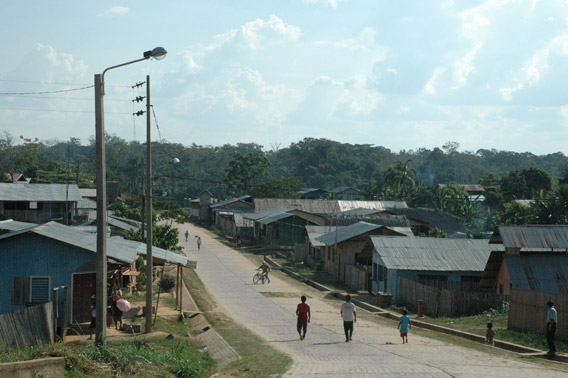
[[159, 276, 176, 293]]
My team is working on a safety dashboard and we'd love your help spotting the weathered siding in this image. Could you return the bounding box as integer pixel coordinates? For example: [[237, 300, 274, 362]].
[[0, 233, 94, 321], [0, 302, 54, 349], [508, 288, 567, 341]]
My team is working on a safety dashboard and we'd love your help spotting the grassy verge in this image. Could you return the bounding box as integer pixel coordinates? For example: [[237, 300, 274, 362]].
[[1, 309, 214, 378], [184, 268, 292, 378], [420, 309, 568, 354]]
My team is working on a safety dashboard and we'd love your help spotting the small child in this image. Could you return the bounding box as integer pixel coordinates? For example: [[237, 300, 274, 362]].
[[398, 309, 411, 344], [485, 322, 495, 346]]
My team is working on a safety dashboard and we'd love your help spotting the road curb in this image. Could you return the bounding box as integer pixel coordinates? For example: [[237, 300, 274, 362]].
[[265, 256, 567, 363]]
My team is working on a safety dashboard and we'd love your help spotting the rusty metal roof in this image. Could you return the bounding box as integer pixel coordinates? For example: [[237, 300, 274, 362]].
[[372, 236, 502, 271], [317, 221, 394, 246], [489, 225, 568, 250], [253, 199, 407, 215], [503, 254, 568, 294]]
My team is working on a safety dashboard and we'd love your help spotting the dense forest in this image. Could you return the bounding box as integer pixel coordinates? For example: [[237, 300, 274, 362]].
[[2, 131, 568, 232]]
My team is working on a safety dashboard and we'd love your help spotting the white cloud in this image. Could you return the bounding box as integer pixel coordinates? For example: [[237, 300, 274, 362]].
[[452, 41, 483, 89], [98, 6, 129, 17], [239, 15, 301, 50], [423, 67, 446, 95], [315, 27, 378, 51]]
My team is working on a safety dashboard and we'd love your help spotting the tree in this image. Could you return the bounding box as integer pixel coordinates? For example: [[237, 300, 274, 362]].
[[225, 151, 270, 194], [252, 177, 305, 198], [382, 159, 416, 199]]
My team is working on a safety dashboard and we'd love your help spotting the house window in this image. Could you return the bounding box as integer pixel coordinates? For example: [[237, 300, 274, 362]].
[[30, 276, 50, 303], [29, 201, 38, 209]]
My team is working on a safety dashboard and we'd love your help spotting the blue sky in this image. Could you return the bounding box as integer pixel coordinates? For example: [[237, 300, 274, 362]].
[[1, 0, 568, 155]]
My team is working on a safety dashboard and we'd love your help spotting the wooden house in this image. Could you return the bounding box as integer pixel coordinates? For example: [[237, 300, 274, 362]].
[[316, 222, 410, 290], [0, 183, 82, 224], [371, 237, 501, 299], [480, 225, 568, 295]]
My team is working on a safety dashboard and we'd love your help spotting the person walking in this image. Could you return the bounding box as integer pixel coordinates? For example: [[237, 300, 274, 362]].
[[185, 230, 189, 242], [296, 295, 311, 340], [485, 322, 495, 346], [398, 309, 411, 344], [196, 236, 202, 251], [547, 301, 557, 355], [340, 294, 356, 342]]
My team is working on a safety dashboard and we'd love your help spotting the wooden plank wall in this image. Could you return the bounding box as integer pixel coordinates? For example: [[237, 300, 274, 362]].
[[0, 302, 54, 349], [344, 265, 368, 291], [396, 277, 507, 317], [508, 289, 567, 341]]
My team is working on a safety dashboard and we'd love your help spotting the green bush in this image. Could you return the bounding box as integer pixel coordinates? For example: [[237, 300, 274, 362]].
[[160, 276, 176, 293]]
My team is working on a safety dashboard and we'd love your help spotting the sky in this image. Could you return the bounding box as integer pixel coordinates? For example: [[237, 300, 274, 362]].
[[1, 0, 568, 155]]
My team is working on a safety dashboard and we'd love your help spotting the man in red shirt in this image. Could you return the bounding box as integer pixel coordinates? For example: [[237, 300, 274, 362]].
[[296, 295, 311, 340]]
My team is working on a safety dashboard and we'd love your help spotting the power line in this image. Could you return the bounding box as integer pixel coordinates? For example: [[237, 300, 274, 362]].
[[0, 94, 131, 102], [0, 85, 94, 95], [0, 79, 131, 88], [0, 107, 131, 115]]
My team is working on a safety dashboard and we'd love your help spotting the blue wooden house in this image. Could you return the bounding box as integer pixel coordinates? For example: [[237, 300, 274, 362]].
[[0, 222, 137, 324], [371, 236, 501, 299]]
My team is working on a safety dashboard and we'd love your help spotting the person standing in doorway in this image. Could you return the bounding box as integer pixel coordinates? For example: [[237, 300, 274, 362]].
[[296, 295, 311, 340], [547, 301, 557, 355], [340, 295, 356, 342], [185, 230, 189, 242], [196, 236, 202, 251]]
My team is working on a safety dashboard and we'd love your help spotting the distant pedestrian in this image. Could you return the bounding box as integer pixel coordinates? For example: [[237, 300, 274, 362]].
[[340, 295, 356, 342], [111, 295, 123, 330], [89, 305, 96, 340], [296, 295, 311, 340], [185, 230, 189, 242], [547, 301, 557, 355], [485, 322, 495, 346], [398, 309, 411, 344], [196, 236, 202, 250]]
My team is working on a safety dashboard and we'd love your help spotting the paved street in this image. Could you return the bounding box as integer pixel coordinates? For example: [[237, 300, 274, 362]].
[[179, 223, 567, 377]]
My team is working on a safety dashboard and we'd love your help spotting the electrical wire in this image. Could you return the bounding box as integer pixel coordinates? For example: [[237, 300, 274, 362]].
[[0, 85, 94, 95], [0, 107, 131, 115], [150, 105, 162, 141]]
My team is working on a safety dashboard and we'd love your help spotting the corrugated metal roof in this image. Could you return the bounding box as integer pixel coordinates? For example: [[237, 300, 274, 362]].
[[79, 188, 97, 198], [257, 212, 293, 225], [0, 221, 137, 263], [317, 221, 383, 245], [234, 213, 254, 228], [253, 199, 407, 215], [372, 236, 502, 271], [504, 254, 568, 294], [306, 225, 338, 247], [0, 219, 37, 232], [109, 237, 189, 266], [0, 183, 82, 202], [330, 186, 363, 194], [210, 195, 252, 209], [243, 207, 290, 221], [77, 197, 97, 209], [337, 208, 382, 216], [490, 225, 568, 250]]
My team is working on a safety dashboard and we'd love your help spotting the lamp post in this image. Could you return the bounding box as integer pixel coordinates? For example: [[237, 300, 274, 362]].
[[94, 47, 167, 345]]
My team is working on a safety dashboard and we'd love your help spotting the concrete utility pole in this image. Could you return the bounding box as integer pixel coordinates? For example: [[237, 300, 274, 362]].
[[145, 75, 153, 333], [94, 48, 167, 346]]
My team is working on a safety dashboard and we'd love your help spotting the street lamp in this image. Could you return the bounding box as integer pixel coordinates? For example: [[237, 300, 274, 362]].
[[94, 47, 167, 345]]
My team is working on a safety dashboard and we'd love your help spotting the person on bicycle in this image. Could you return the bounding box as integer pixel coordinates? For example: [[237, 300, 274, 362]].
[[258, 262, 270, 283]]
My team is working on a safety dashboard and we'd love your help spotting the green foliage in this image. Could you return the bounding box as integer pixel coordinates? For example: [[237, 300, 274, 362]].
[[422, 227, 447, 238], [225, 151, 271, 194], [159, 276, 176, 293], [251, 176, 305, 198]]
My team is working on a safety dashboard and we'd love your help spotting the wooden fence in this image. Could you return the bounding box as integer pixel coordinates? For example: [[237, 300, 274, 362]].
[[508, 288, 567, 341], [396, 277, 507, 317], [344, 265, 369, 291], [0, 302, 54, 349]]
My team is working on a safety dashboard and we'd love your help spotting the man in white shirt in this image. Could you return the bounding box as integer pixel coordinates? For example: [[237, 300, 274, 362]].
[[340, 295, 356, 342], [546, 301, 557, 355]]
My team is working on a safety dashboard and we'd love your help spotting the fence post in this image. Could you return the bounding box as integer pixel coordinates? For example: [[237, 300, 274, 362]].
[[179, 266, 183, 313], [61, 286, 68, 341], [418, 300, 423, 318], [52, 288, 59, 341]]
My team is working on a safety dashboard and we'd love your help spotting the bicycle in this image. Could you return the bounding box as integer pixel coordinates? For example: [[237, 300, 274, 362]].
[[253, 269, 268, 284]]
